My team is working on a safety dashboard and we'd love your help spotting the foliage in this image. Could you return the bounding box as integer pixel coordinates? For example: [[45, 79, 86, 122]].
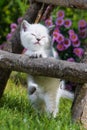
[[43, 7, 87, 62], [0, 77, 85, 130], [42, 7, 87, 91], [0, 0, 28, 44]]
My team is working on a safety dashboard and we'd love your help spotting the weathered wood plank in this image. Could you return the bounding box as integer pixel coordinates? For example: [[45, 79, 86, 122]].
[[0, 50, 87, 83], [35, 0, 87, 9]]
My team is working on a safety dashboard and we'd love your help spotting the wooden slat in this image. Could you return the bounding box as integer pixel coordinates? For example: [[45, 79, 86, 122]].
[[35, 0, 87, 9]]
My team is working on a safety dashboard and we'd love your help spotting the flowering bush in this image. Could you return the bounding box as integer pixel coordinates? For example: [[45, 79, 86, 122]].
[[0, 17, 23, 50], [44, 10, 87, 62], [43, 9, 87, 91], [6, 17, 23, 41]]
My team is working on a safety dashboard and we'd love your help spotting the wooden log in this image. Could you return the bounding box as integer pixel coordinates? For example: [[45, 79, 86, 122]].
[[0, 50, 87, 83], [0, 3, 42, 98], [35, 0, 87, 9], [71, 83, 87, 129], [71, 51, 87, 129]]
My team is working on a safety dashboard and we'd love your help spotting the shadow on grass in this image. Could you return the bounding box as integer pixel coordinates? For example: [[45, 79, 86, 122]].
[[0, 93, 33, 114]]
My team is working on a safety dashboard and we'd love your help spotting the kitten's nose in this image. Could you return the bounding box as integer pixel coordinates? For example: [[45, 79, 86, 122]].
[[29, 87, 36, 95], [36, 38, 40, 41]]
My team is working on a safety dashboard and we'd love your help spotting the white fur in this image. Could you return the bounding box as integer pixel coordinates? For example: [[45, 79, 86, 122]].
[[20, 20, 74, 117]]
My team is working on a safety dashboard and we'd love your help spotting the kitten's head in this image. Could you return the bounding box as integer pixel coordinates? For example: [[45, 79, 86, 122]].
[[20, 20, 54, 51]]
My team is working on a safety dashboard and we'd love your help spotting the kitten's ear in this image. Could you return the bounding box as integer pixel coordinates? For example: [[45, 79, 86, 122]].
[[21, 20, 30, 32]]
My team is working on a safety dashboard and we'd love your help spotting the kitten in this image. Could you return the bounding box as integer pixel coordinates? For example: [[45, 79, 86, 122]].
[[20, 20, 74, 117]]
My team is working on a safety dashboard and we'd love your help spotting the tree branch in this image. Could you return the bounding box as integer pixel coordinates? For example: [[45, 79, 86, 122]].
[[35, 0, 87, 9], [0, 50, 87, 83]]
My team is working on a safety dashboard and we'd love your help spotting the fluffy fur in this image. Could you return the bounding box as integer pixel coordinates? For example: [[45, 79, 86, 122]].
[[20, 20, 74, 117]]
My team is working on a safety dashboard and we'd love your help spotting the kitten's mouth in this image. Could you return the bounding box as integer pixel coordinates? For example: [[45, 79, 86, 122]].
[[34, 42, 40, 45]]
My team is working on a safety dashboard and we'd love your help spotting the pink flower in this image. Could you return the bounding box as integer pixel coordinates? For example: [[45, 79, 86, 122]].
[[17, 17, 23, 24], [57, 10, 65, 19], [72, 40, 80, 47], [57, 43, 65, 51], [78, 20, 87, 30], [54, 27, 60, 33], [53, 31, 59, 42], [0, 43, 6, 50], [67, 57, 75, 62], [63, 38, 71, 49], [6, 33, 12, 40], [56, 33, 64, 43], [79, 28, 87, 39], [11, 28, 16, 33], [56, 18, 64, 26], [73, 48, 84, 58], [45, 18, 53, 27], [70, 33, 78, 42], [10, 23, 17, 29], [64, 19, 72, 28], [68, 29, 75, 36]]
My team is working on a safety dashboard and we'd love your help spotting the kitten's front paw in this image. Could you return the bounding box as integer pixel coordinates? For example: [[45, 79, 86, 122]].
[[29, 54, 42, 58]]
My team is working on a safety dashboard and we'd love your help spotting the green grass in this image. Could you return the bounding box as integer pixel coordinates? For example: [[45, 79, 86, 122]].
[[0, 74, 84, 130]]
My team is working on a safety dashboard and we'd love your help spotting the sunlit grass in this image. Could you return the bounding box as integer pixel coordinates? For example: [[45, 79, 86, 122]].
[[0, 73, 85, 130]]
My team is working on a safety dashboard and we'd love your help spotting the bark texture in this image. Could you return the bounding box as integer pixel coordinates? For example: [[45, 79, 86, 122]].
[[35, 0, 87, 9], [0, 3, 42, 98], [71, 51, 87, 129], [0, 50, 87, 83]]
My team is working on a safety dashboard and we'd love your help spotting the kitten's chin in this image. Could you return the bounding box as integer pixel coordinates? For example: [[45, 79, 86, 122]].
[[34, 42, 40, 45]]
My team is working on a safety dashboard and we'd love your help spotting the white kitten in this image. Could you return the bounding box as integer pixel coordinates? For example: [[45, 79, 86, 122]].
[[20, 20, 74, 117]]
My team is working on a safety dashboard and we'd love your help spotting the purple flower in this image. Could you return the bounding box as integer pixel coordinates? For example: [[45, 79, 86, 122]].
[[78, 20, 87, 30], [65, 84, 72, 91], [56, 33, 64, 43], [10, 23, 17, 29], [45, 17, 53, 27], [57, 10, 65, 19], [6, 33, 12, 40], [17, 17, 23, 24], [79, 28, 87, 39], [11, 28, 16, 33], [53, 31, 59, 42], [67, 57, 75, 62], [57, 43, 65, 51], [0, 43, 6, 50], [64, 19, 72, 28], [63, 38, 71, 49], [70, 33, 78, 42], [72, 40, 80, 47], [54, 27, 60, 33], [68, 29, 75, 36], [56, 18, 64, 26], [73, 48, 84, 58]]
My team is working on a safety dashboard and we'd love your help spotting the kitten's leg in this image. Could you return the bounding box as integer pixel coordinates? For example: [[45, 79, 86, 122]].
[[44, 91, 59, 118], [56, 80, 74, 116]]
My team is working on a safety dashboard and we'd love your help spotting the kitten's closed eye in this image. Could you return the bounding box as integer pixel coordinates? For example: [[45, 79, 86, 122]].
[[31, 33, 36, 37]]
